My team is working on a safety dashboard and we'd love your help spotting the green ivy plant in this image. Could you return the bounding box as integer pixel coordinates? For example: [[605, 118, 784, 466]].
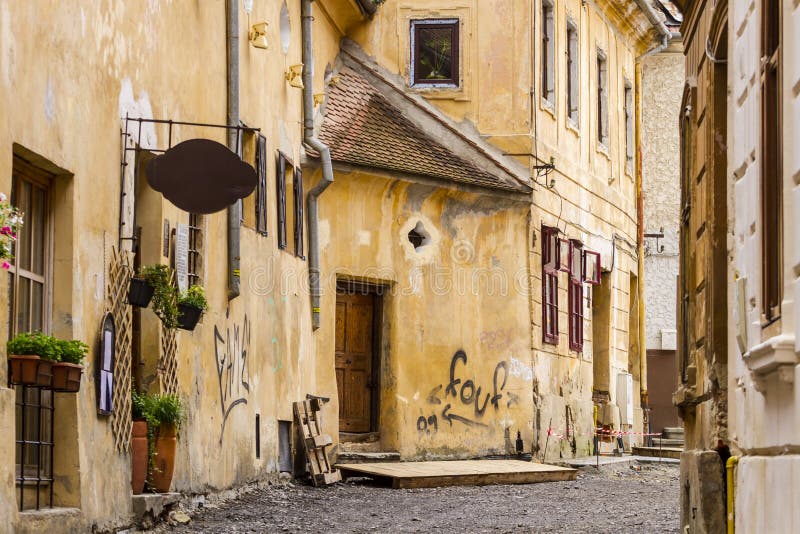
[[137, 264, 179, 329], [58, 339, 89, 365], [7, 332, 61, 361], [178, 285, 208, 312]]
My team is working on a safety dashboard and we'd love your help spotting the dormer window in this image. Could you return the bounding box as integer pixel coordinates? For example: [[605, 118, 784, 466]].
[[411, 19, 460, 88]]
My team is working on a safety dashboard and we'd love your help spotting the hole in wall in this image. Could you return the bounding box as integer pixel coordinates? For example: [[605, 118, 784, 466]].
[[280, 2, 291, 54], [407, 221, 431, 250]]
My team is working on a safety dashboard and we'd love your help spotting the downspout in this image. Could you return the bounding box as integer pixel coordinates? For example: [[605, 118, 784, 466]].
[[726, 456, 739, 533], [226, 0, 241, 299], [302, 0, 334, 330]]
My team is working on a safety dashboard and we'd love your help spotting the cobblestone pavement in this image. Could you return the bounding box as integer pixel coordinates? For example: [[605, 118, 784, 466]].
[[155, 463, 679, 533]]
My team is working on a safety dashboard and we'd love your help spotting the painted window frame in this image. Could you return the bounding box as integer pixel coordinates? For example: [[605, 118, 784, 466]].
[[760, 0, 782, 325], [567, 240, 584, 352], [596, 48, 609, 148], [542, 225, 559, 345], [410, 19, 460, 88], [583, 250, 601, 285], [276, 152, 288, 250], [293, 165, 304, 260], [188, 213, 204, 287], [255, 134, 268, 236], [624, 79, 634, 174], [566, 18, 579, 125], [541, 0, 556, 107]]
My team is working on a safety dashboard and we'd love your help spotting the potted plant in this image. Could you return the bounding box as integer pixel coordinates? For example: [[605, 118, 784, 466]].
[[134, 264, 179, 328], [146, 393, 185, 493], [7, 332, 59, 387], [131, 392, 149, 495], [177, 285, 207, 331], [51, 339, 88, 392]]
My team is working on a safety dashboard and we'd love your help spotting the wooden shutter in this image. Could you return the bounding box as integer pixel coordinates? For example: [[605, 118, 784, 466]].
[[542, 226, 559, 344], [583, 250, 601, 285], [255, 134, 268, 236], [276, 152, 287, 250], [293, 166, 304, 259]]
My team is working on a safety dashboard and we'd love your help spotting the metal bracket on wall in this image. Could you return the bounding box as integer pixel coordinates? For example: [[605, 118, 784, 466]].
[[117, 115, 261, 251]]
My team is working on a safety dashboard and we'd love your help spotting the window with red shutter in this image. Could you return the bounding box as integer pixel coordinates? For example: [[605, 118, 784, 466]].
[[542, 225, 559, 344], [568, 240, 584, 352]]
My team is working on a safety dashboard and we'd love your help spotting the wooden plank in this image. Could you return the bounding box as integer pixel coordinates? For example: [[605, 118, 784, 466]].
[[335, 460, 577, 489]]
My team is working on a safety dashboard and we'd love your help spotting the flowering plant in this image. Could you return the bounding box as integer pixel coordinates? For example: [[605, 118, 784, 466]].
[[0, 192, 22, 270]]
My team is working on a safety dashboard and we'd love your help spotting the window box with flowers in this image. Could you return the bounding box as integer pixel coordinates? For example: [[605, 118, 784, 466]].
[[177, 285, 207, 331], [7, 332, 58, 388], [51, 339, 88, 393]]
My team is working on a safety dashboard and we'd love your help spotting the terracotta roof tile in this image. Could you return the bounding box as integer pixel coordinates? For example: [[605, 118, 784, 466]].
[[317, 68, 527, 193]]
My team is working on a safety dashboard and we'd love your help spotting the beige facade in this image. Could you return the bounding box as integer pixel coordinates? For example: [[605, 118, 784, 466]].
[[0, 0, 667, 531], [677, 0, 800, 531]]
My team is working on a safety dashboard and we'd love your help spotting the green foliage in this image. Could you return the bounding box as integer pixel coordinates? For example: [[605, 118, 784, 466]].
[[133, 392, 185, 432], [7, 332, 61, 361], [137, 264, 179, 329], [58, 339, 89, 365], [132, 391, 147, 420], [179, 285, 208, 312]]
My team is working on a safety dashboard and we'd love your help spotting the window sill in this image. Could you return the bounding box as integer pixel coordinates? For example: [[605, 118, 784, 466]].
[[410, 85, 469, 101], [743, 333, 798, 392], [540, 99, 556, 120], [566, 118, 580, 137], [596, 143, 610, 161]]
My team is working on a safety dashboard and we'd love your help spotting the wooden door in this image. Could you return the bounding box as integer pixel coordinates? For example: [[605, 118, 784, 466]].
[[335, 292, 374, 433]]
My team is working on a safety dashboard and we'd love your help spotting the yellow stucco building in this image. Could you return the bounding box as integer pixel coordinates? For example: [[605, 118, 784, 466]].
[[0, 0, 670, 530]]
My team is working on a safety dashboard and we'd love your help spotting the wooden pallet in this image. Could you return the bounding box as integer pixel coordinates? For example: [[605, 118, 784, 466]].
[[293, 399, 341, 486], [335, 460, 576, 489]]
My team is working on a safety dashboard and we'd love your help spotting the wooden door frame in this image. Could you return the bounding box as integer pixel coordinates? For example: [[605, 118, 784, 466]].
[[336, 279, 385, 433]]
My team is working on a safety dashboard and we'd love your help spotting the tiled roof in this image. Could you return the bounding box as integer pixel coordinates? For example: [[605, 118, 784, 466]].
[[316, 67, 530, 194]]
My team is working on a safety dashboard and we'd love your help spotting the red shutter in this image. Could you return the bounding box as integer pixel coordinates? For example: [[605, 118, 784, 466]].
[[542, 226, 559, 344], [583, 250, 601, 285]]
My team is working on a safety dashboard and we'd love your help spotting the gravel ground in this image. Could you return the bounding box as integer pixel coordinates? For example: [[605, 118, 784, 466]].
[[154, 463, 679, 533]]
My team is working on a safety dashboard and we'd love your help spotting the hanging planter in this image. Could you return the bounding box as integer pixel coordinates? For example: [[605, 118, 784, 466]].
[[7, 332, 59, 388], [177, 286, 207, 331], [128, 277, 155, 307], [135, 265, 179, 328]]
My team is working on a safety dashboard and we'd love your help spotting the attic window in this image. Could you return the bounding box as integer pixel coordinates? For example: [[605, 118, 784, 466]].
[[411, 19, 460, 88], [407, 221, 431, 250]]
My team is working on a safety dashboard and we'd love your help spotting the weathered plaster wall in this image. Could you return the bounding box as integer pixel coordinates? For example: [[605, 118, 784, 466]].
[[641, 47, 682, 352], [332, 0, 653, 456], [313, 169, 534, 459], [0, 0, 342, 530]]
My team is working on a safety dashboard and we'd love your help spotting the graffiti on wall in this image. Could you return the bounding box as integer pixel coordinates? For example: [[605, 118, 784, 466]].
[[416, 350, 524, 435], [214, 312, 251, 443]]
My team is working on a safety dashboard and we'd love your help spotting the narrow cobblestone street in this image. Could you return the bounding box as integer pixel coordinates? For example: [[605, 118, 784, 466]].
[[153, 463, 679, 533]]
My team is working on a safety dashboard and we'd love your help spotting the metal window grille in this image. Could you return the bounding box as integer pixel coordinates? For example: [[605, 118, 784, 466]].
[[293, 166, 304, 259], [276, 153, 288, 250], [255, 134, 268, 236], [15, 386, 54, 511], [188, 213, 203, 287]]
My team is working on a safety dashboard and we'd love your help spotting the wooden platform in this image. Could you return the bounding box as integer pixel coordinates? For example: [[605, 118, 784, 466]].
[[335, 460, 577, 489]]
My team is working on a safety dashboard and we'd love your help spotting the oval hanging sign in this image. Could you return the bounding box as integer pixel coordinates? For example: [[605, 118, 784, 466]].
[[145, 138, 258, 214]]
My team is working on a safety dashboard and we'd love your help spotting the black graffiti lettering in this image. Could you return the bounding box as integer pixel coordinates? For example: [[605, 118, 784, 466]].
[[506, 391, 520, 408], [428, 415, 438, 433], [460, 380, 475, 404], [474, 388, 490, 417], [491, 361, 508, 408], [445, 350, 467, 398], [427, 384, 443, 405], [215, 314, 252, 444], [442, 403, 488, 428]]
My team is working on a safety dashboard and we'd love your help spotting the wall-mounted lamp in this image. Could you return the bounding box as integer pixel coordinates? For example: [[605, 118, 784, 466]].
[[313, 93, 325, 107], [286, 64, 304, 89], [249, 22, 269, 49]]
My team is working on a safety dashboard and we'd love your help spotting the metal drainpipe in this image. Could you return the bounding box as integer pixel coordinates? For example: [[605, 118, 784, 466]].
[[302, 0, 334, 330], [226, 0, 242, 299]]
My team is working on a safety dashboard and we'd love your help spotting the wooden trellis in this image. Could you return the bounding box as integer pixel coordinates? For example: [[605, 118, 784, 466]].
[[158, 269, 179, 396], [107, 246, 134, 453]]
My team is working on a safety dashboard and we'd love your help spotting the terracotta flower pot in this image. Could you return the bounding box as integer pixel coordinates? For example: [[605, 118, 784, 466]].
[[8, 355, 53, 387], [149, 424, 177, 493], [52, 362, 83, 392], [131, 420, 148, 495]]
